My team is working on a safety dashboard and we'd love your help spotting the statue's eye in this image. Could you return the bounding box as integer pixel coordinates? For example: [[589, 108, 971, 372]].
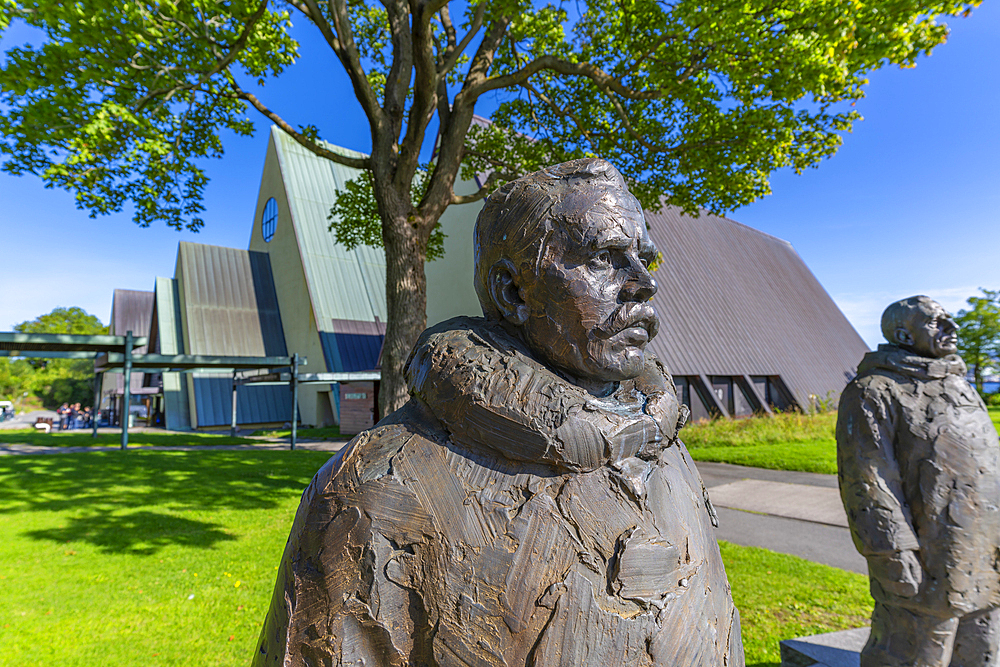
[[590, 250, 612, 268]]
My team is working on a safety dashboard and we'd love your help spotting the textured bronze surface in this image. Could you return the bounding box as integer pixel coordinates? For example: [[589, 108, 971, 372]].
[[253, 159, 744, 666], [838, 296, 1000, 667]]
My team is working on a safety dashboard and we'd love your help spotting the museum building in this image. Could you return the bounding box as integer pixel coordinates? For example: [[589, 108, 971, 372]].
[[97, 125, 868, 431]]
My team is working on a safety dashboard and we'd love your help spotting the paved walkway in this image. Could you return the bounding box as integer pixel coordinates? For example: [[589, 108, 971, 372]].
[[698, 461, 866, 574]]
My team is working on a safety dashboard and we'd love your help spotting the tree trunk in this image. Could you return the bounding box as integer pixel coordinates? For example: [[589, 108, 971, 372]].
[[379, 216, 428, 418]]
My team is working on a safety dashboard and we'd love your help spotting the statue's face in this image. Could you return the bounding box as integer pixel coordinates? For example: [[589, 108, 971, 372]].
[[517, 189, 660, 394], [903, 301, 958, 358]]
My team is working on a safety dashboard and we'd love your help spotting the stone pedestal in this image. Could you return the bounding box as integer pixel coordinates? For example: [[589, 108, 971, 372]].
[[779, 627, 869, 667]]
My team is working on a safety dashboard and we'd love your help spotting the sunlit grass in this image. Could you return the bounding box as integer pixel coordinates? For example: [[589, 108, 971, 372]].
[[250, 425, 342, 440], [0, 429, 257, 447], [722, 542, 871, 666], [0, 449, 871, 666], [683, 412, 838, 474], [0, 450, 331, 666]]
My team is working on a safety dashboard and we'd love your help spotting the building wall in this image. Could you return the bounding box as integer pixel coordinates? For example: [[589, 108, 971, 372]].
[[248, 134, 333, 427], [425, 175, 484, 325], [154, 277, 192, 431]]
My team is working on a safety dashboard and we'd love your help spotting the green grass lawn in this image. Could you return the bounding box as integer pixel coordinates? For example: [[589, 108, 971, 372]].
[[249, 425, 343, 440], [0, 449, 871, 666], [0, 429, 258, 447], [683, 412, 839, 474], [0, 450, 331, 666], [722, 542, 871, 665], [685, 407, 1000, 476]]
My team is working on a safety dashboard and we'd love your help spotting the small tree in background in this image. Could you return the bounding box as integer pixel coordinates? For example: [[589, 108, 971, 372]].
[[956, 289, 1000, 394], [3, 307, 108, 408]]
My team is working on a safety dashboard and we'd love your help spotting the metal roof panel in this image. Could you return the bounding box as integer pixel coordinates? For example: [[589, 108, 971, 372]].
[[271, 127, 388, 330], [643, 206, 869, 409]]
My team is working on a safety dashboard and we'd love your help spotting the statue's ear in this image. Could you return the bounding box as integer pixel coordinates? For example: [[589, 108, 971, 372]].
[[488, 259, 529, 326], [894, 326, 915, 347]]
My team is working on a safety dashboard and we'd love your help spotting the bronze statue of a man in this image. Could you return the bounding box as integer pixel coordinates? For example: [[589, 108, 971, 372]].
[[253, 158, 744, 666], [838, 296, 1000, 667]]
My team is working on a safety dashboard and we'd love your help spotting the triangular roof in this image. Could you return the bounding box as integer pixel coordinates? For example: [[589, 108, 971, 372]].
[[644, 206, 869, 409], [269, 127, 387, 331], [174, 241, 287, 357]]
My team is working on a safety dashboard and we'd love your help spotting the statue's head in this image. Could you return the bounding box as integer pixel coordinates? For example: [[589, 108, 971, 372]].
[[881, 295, 958, 359], [473, 158, 660, 395]]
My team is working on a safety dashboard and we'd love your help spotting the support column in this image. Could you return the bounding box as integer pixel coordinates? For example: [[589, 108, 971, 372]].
[[230, 371, 238, 438], [92, 372, 103, 438], [739, 374, 773, 417], [121, 331, 133, 450], [696, 373, 730, 419], [290, 354, 299, 451]]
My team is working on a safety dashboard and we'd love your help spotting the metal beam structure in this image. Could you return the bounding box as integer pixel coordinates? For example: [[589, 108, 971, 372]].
[[0, 331, 150, 443], [0, 350, 101, 359], [290, 354, 300, 451], [94, 353, 297, 373], [235, 371, 380, 386], [94, 353, 307, 449], [738, 374, 774, 417], [0, 329, 373, 449], [296, 371, 380, 384], [121, 331, 133, 450], [696, 373, 731, 419], [0, 332, 147, 353]]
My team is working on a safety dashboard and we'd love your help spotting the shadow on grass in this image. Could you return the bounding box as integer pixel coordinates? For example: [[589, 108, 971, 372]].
[[0, 450, 332, 554], [25, 510, 238, 555]]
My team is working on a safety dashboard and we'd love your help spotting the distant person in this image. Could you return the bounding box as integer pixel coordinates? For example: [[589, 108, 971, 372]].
[[58, 403, 69, 430], [838, 295, 1000, 667]]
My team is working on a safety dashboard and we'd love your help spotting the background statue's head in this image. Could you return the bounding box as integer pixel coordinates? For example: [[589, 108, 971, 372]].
[[473, 158, 660, 395], [881, 295, 958, 358]]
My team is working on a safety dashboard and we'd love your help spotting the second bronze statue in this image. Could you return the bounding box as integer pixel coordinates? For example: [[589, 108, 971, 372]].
[[253, 159, 745, 666]]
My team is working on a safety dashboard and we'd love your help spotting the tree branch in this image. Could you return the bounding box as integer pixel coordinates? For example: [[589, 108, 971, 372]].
[[451, 171, 498, 205], [439, 4, 458, 53], [135, 0, 270, 110], [230, 81, 372, 170], [396, 0, 441, 188], [438, 1, 485, 76], [420, 17, 509, 222], [468, 55, 662, 101], [520, 81, 601, 155], [288, 0, 344, 58], [326, 0, 384, 127], [382, 0, 414, 147]]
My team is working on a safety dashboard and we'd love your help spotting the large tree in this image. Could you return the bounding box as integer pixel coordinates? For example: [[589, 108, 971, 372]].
[[956, 289, 1000, 394], [0, 0, 978, 414]]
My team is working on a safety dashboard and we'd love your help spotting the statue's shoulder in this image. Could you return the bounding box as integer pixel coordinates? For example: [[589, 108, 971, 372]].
[[311, 398, 448, 497]]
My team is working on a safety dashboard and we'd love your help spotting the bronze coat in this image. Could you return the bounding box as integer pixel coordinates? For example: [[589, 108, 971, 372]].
[[837, 344, 1000, 615], [254, 318, 744, 666]]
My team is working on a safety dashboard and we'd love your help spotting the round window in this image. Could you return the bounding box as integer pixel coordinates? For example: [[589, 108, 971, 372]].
[[261, 198, 278, 242]]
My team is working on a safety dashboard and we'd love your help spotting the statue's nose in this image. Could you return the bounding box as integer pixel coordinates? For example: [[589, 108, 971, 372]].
[[622, 261, 657, 302]]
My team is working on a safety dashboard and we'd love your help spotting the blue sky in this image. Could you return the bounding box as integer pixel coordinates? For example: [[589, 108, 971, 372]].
[[0, 5, 997, 348]]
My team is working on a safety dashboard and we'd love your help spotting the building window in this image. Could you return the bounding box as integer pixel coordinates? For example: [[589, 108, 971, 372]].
[[261, 198, 278, 242]]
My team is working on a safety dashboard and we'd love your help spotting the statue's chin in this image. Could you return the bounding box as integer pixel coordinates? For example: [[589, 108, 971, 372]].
[[555, 351, 647, 395]]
